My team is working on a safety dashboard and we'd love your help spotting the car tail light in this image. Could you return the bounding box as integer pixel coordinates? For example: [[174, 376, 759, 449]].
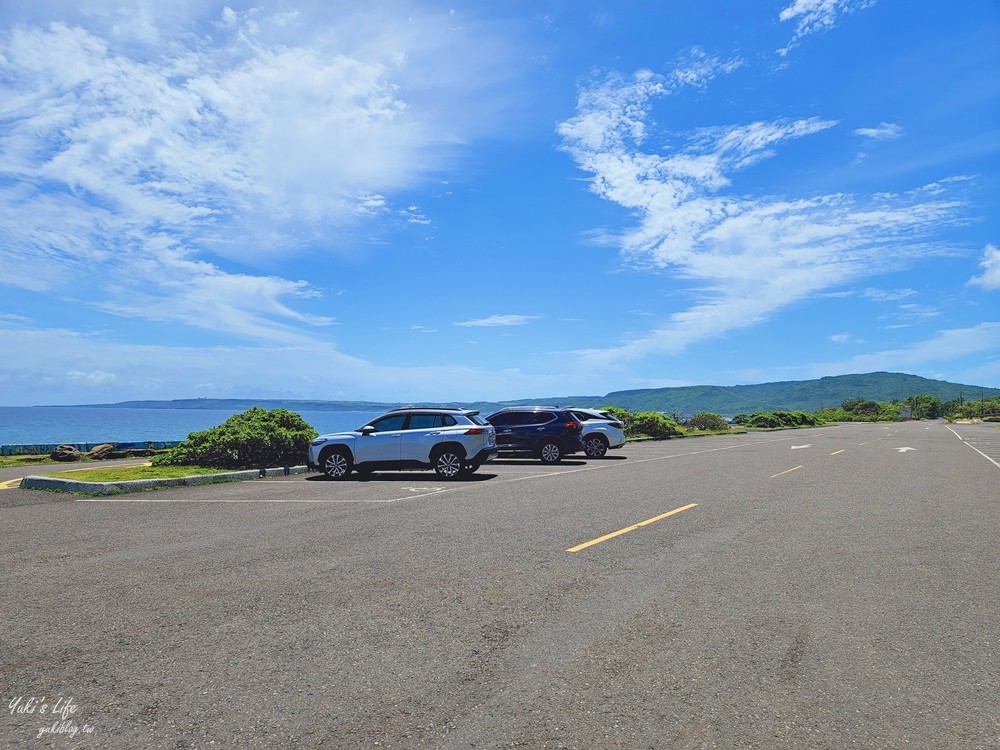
[[565, 421, 582, 431], [464, 428, 488, 435], [610, 422, 624, 429]]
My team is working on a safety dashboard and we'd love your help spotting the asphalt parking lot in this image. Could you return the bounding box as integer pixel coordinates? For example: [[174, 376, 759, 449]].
[[2, 422, 998, 749]]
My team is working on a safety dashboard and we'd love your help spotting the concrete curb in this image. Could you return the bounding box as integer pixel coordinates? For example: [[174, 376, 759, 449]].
[[20, 465, 311, 496]]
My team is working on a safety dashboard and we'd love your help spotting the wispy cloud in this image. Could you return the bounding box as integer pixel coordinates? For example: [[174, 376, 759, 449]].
[[863, 288, 917, 302], [778, 0, 878, 56], [855, 122, 903, 140], [821, 322, 1000, 373], [0, 324, 578, 405], [0, 2, 524, 342], [968, 244, 1000, 291], [558, 68, 963, 366], [454, 315, 540, 327]]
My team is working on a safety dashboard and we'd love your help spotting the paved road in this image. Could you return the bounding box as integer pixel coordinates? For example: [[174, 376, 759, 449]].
[[1, 422, 997, 749]]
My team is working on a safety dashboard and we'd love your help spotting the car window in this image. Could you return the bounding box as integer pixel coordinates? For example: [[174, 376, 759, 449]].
[[571, 411, 596, 422], [406, 414, 442, 429], [488, 413, 517, 426], [368, 415, 407, 432], [468, 414, 488, 426], [526, 411, 555, 425]]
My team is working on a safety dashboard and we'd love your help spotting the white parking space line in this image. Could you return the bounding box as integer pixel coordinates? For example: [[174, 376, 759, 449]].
[[945, 425, 1000, 470]]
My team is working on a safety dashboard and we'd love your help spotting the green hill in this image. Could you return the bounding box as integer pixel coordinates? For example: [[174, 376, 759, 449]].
[[593, 372, 1000, 415]]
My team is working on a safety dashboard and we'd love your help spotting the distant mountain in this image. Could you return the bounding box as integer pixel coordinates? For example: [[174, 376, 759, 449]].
[[594, 372, 1000, 415], [72, 372, 1000, 417]]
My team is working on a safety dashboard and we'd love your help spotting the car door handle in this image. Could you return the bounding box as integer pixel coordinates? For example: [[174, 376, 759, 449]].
[[427, 431, 441, 435]]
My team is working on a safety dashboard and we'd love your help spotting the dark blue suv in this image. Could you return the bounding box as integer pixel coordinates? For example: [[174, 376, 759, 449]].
[[485, 407, 585, 463]]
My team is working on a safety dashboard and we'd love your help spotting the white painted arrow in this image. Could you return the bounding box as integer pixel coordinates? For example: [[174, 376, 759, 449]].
[[791, 444, 812, 450], [897, 447, 916, 453]]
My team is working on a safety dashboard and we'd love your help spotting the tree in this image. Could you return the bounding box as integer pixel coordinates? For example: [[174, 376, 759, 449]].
[[905, 394, 943, 419]]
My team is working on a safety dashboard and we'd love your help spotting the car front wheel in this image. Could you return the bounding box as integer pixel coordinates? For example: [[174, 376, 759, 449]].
[[322, 448, 352, 479], [538, 441, 562, 464], [434, 449, 464, 479], [584, 435, 608, 458]]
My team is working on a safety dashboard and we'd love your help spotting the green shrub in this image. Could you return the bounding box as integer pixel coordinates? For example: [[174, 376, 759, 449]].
[[152, 407, 318, 469], [740, 410, 822, 428], [630, 411, 680, 439], [686, 412, 729, 431]]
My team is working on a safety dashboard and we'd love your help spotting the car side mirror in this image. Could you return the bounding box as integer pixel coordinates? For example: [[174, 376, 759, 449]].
[[361, 425, 376, 435]]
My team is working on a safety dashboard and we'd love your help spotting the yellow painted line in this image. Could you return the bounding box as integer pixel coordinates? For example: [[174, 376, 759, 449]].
[[858, 441, 869, 446], [567, 503, 698, 553], [0, 478, 22, 490], [770, 465, 803, 478], [830, 449, 845, 456]]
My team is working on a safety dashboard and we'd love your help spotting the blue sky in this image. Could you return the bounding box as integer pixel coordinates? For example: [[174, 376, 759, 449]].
[[1, 0, 998, 406]]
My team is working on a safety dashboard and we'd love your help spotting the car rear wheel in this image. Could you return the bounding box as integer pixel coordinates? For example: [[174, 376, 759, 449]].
[[583, 435, 608, 458], [321, 448, 352, 479], [434, 449, 465, 479], [538, 441, 562, 464]]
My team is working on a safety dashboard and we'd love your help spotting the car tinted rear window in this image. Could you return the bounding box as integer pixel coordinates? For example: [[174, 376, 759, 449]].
[[525, 411, 555, 424]]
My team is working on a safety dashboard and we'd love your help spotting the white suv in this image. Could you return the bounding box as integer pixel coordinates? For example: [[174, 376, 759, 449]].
[[308, 407, 497, 480], [570, 408, 627, 458]]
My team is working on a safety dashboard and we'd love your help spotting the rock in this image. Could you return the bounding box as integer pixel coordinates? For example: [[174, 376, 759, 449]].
[[87, 443, 116, 460], [50, 445, 82, 462]]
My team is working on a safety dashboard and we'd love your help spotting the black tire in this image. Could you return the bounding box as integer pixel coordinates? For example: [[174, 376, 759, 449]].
[[538, 441, 562, 464], [321, 447, 352, 479], [433, 448, 465, 479], [583, 434, 608, 458]]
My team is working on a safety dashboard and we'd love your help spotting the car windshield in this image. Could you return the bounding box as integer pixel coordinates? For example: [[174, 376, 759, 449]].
[[468, 413, 489, 426]]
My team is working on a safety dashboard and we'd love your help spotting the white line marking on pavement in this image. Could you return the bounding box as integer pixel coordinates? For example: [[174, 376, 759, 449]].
[[945, 425, 1000, 470]]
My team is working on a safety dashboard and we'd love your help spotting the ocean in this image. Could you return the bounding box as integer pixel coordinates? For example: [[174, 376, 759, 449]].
[[0, 406, 384, 448]]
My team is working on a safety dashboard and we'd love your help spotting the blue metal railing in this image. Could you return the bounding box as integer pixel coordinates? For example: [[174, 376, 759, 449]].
[[1, 441, 180, 457]]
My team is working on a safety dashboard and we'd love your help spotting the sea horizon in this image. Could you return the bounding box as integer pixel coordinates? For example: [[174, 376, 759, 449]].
[[0, 406, 384, 447]]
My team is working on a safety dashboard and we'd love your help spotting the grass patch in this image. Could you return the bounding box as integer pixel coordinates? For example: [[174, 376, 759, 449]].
[[49, 465, 227, 482], [0, 454, 55, 468]]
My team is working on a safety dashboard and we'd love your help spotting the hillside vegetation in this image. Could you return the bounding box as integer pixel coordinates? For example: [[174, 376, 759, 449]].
[[75, 372, 1000, 419]]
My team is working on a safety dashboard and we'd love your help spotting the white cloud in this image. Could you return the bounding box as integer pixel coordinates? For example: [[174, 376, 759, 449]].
[[855, 122, 903, 140], [668, 48, 744, 89], [830, 333, 852, 343], [778, 0, 877, 56], [454, 315, 540, 327], [66, 370, 119, 386], [0, 324, 578, 405], [0, 2, 525, 343], [558, 69, 963, 367], [968, 243, 1000, 291], [896, 303, 940, 320], [863, 287, 917, 301], [821, 323, 1000, 373]]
